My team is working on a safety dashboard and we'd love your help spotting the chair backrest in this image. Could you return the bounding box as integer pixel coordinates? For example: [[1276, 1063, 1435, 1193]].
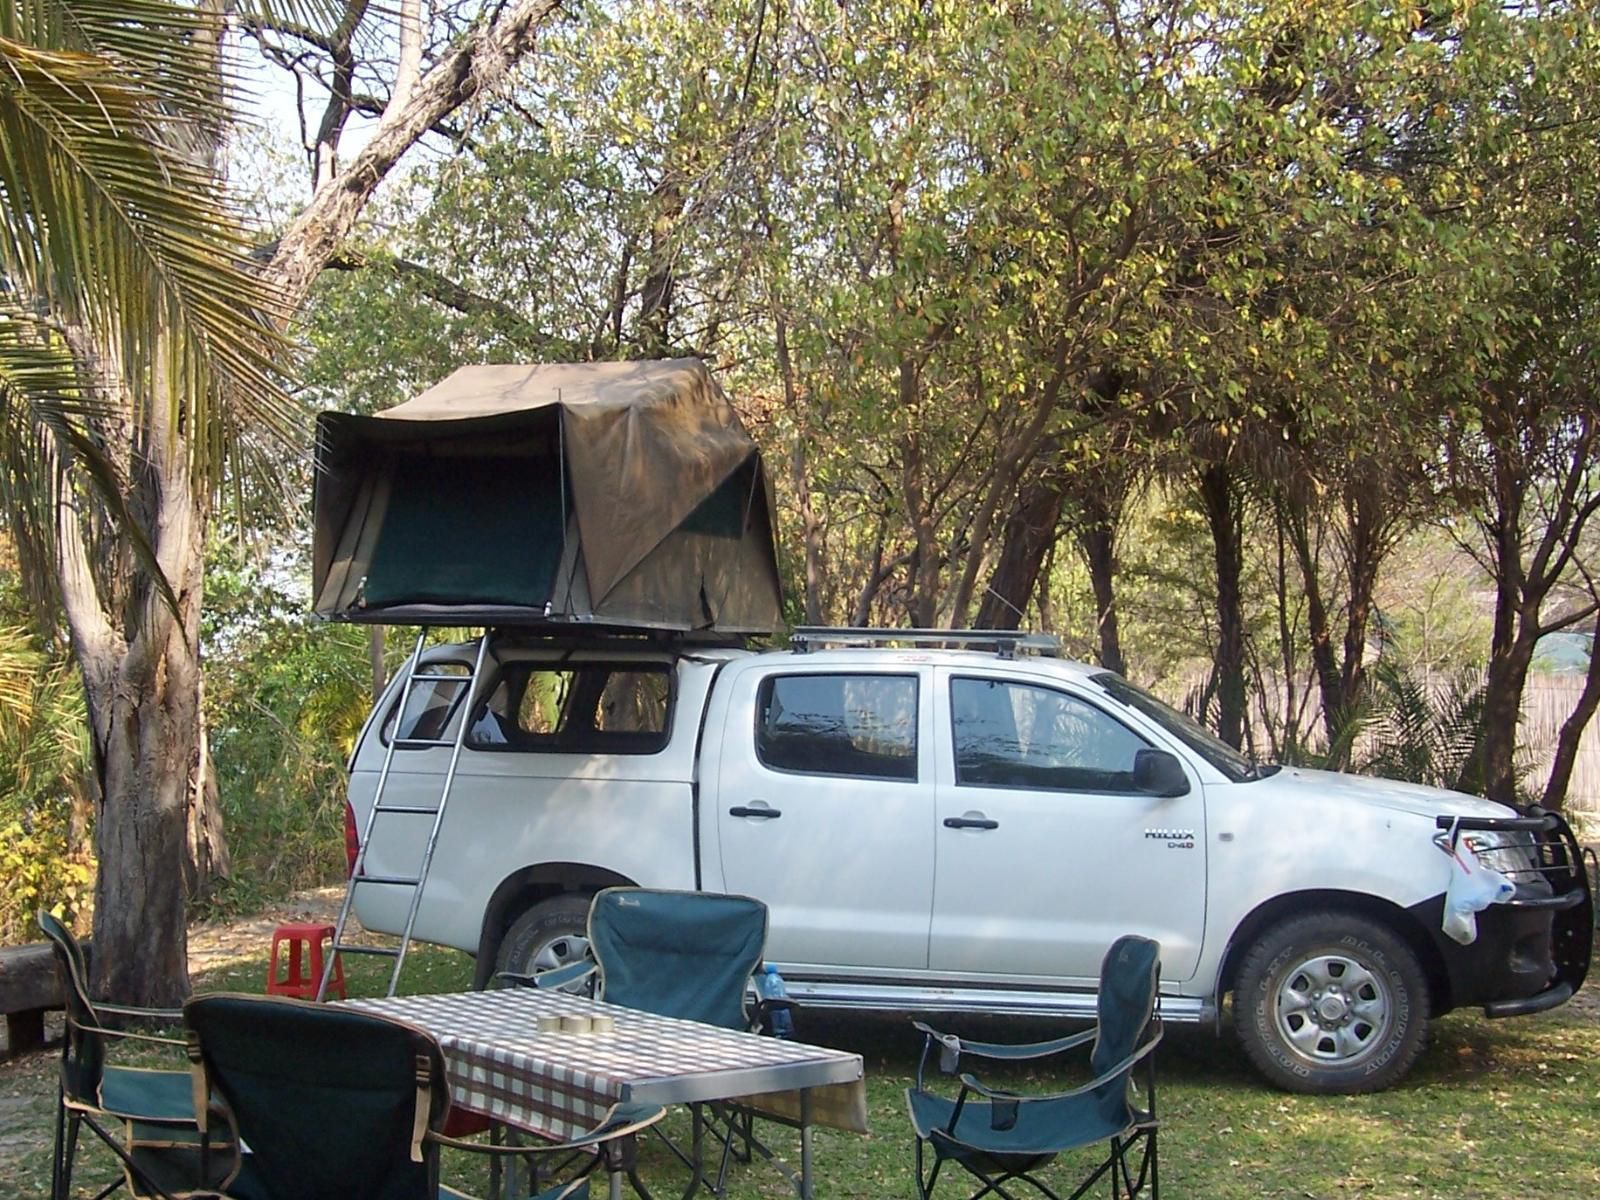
[[588, 888, 768, 1030], [37, 910, 104, 1104], [1089, 935, 1161, 1121], [184, 994, 450, 1200]]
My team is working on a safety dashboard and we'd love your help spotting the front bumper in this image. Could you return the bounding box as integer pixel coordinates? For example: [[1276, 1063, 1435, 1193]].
[[1412, 807, 1593, 1016]]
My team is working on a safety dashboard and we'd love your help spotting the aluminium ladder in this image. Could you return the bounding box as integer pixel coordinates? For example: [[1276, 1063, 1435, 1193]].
[[316, 629, 491, 1000]]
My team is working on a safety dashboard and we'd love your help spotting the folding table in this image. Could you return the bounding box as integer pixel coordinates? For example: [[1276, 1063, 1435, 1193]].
[[350, 988, 866, 1199]]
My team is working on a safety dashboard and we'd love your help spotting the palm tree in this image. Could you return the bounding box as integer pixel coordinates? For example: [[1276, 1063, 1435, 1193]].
[[0, 0, 295, 1003]]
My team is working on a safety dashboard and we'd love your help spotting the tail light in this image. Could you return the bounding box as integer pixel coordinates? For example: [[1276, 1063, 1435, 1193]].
[[344, 801, 361, 878]]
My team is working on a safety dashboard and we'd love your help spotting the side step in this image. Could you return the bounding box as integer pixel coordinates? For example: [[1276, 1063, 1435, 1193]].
[[783, 979, 1213, 1025]]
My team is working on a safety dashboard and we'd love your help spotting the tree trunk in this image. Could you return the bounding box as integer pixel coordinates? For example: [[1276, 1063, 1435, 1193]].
[[1076, 490, 1125, 674], [1541, 619, 1600, 811], [68, 407, 208, 1006], [774, 310, 822, 623], [1282, 497, 1343, 743], [898, 361, 939, 628], [1198, 463, 1246, 749], [1338, 486, 1385, 710], [1474, 619, 1539, 802], [92, 618, 200, 1007], [975, 470, 1063, 630], [184, 736, 232, 902]]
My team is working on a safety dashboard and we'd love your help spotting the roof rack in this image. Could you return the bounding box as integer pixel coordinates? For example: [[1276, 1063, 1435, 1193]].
[[789, 627, 1063, 660]]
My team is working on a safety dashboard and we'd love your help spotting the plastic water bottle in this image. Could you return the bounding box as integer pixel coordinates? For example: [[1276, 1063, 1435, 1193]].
[[758, 963, 795, 1038]]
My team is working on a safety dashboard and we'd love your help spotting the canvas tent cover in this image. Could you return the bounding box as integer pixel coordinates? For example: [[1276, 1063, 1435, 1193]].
[[313, 359, 782, 634]]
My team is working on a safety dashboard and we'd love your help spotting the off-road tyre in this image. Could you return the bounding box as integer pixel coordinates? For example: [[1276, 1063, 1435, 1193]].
[[1234, 909, 1429, 1094], [492, 893, 593, 985]]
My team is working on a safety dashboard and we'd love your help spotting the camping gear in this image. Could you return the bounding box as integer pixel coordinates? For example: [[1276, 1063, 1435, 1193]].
[[312, 359, 782, 635], [906, 935, 1163, 1200], [37, 911, 239, 1200]]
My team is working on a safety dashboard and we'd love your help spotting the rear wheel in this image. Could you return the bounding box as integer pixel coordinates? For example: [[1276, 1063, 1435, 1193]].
[[493, 894, 592, 986], [1234, 910, 1429, 1094]]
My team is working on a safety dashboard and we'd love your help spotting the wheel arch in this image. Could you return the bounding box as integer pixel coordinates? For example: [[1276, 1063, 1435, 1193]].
[[1214, 889, 1452, 1017], [471, 862, 638, 990]]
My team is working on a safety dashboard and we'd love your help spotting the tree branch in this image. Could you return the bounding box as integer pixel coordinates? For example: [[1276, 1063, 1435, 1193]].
[[325, 249, 549, 345], [263, 0, 567, 311]]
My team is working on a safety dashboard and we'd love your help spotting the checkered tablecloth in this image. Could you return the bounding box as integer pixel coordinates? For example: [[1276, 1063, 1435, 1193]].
[[349, 989, 865, 1141]]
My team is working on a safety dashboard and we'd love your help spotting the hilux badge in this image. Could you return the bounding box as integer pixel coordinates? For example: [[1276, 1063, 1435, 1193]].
[[1145, 828, 1196, 848]]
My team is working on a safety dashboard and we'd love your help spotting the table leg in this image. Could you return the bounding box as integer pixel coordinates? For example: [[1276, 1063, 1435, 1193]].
[[609, 1168, 624, 1200], [799, 1090, 814, 1200]]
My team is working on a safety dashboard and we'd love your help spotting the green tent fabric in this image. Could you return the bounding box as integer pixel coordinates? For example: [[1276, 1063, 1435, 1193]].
[[361, 454, 564, 609], [312, 359, 782, 634]]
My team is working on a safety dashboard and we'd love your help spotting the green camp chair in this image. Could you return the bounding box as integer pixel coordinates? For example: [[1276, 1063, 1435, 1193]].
[[906, 935, 1163, 1200], [500, 888, 782, 1033], [500, 889, 790, 1196], [183, 992, 664, 1200], [37, 911, 239, 1200]]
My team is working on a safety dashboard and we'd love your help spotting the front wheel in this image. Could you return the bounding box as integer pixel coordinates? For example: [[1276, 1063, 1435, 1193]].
[[1234, 910, 1429, 1094]]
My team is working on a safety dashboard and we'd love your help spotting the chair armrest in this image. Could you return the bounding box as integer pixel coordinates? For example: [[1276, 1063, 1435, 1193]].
[[76, 1018, 187, 1049], [98, 1001, 185, 1023], [913, 1020, 1097, 1062], [496, 960, 597, 991], [429, 1102, 666, 1154], [957, 1025, 1164, 1104]]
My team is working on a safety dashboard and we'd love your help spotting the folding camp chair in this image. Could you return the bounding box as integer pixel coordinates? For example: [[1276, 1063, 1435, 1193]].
[[499, 888, 792, 1196], [183, 992, 665, 1200], [37, 911, 239, 1200], [506, 889, 780, 1031], [906, 935, 1163, 1200]]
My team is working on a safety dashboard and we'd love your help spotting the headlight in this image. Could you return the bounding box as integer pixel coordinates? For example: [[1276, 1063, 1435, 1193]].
[[1463, 830, 1539, 878]]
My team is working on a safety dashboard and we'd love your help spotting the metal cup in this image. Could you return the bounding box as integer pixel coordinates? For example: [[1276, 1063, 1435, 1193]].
[[559, 1014, 591, 1034], [589, 1014, 616, 1035]]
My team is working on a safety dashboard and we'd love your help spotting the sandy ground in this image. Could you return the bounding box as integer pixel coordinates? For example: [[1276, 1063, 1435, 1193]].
[[0, 887, 358, 1059], [184, 885, 351, 974]]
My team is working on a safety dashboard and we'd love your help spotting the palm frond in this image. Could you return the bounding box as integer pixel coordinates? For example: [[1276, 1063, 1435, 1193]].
[[0, 10, 301, 488], [0, 309, 180, 615], [1358, 658, 1490, 792]]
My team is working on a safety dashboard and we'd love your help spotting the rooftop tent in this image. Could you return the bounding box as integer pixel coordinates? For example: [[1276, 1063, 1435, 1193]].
[[312, 358, 783, 634]]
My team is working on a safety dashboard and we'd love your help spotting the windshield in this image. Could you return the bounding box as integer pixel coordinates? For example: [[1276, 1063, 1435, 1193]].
[[1090, 672, 1256, 782]]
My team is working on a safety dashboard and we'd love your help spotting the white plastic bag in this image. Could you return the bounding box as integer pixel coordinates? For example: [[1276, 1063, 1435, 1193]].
[[1438, 819, 1515, 945]]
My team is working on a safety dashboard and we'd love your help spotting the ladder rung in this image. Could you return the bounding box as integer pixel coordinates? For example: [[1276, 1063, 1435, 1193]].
[[353, 874, 423, 887], [373, 804, 442, 815], [395, 737, 453, 749], [334, 943, 402, 958]]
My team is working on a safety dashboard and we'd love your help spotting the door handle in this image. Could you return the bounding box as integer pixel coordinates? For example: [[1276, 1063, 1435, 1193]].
[[729, 805, 782, 819], [944, 816, 999, 830]]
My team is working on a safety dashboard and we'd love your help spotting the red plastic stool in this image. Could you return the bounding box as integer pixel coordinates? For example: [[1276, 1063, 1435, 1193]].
[[266, 921, 345, 1000]]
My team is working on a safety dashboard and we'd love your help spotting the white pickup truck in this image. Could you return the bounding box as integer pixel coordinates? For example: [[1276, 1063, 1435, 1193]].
[[342, 629, 1592, 1093]]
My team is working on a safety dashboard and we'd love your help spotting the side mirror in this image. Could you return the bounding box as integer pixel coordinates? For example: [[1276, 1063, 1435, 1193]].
[[1134, 748, 1190, 798]]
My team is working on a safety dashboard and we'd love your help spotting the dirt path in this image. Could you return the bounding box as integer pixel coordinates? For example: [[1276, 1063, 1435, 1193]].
[[0, 888, 359, 1059], [184, 885, 350, 974]]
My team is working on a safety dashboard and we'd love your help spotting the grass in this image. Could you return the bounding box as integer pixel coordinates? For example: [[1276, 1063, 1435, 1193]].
[[3, 944, 1596, 1199]]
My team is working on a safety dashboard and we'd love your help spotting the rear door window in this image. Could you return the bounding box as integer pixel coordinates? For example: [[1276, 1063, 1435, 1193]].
[[468, 663, 672, 754], [755, 673, 918, 781]]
